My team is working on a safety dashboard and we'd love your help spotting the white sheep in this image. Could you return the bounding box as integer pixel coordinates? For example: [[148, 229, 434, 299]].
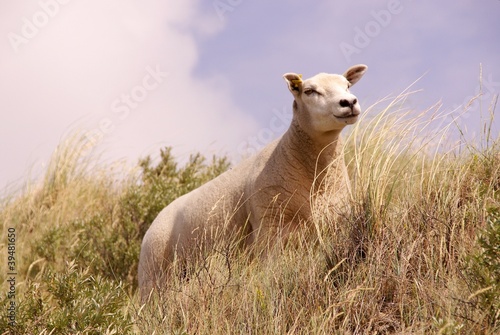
[[138, 64, 368, 300]]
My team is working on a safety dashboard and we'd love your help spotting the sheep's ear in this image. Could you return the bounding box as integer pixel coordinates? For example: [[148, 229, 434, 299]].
[[283, 73, 303, 95], [343, 64, 368, 86]]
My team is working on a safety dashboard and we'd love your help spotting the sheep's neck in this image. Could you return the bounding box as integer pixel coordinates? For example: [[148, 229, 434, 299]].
[[281, 118, 343, 185]]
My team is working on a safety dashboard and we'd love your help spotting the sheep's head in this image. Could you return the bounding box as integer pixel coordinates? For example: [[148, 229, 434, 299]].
[[284, 64, 367, 135]]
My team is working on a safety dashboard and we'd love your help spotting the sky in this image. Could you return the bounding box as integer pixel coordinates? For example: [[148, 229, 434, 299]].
[[1, 0, 499, 195]]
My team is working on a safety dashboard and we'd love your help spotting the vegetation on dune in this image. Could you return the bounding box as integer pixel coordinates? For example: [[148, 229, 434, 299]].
[[1, 91, 499, 334]]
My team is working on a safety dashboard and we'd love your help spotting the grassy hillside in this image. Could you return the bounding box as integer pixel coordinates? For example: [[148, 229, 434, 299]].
[[1, 93, 499, 334]]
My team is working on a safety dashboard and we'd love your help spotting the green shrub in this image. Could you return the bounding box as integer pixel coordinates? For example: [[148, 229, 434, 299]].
[[1, 262, 132, 335], [126, 147, 230, 239], [27, 147, 230, 292], [68, 214, 140, 291], [4, 146, 231, 333], [468, 208, 500, 330]]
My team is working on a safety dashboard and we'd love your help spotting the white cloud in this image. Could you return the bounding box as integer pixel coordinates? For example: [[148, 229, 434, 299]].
[[0, 0, 259, 192]]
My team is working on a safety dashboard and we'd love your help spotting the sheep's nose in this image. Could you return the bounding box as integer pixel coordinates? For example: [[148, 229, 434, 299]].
[[339, 98, 357, 108]]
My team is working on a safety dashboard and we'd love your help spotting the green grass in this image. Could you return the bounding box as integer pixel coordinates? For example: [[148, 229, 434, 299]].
[[1, 91, 499, 334]]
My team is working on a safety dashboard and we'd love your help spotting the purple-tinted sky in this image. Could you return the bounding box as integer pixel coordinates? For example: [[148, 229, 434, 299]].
[[1, 0, 499, 195]]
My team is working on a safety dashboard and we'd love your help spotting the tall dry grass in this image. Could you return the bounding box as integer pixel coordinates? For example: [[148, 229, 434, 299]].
[[1, 90, 499, 334]]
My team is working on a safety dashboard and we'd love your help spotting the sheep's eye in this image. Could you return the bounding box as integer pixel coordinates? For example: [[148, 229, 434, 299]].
[[304, 88, 317, 96]]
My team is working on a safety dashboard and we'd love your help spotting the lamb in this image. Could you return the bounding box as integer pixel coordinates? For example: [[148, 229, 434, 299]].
[[138, 64, 368, 301]]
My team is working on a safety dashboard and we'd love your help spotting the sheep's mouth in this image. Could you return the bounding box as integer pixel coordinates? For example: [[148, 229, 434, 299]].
[[334, 113, 359, 124], [335, 113, 359, 119]]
